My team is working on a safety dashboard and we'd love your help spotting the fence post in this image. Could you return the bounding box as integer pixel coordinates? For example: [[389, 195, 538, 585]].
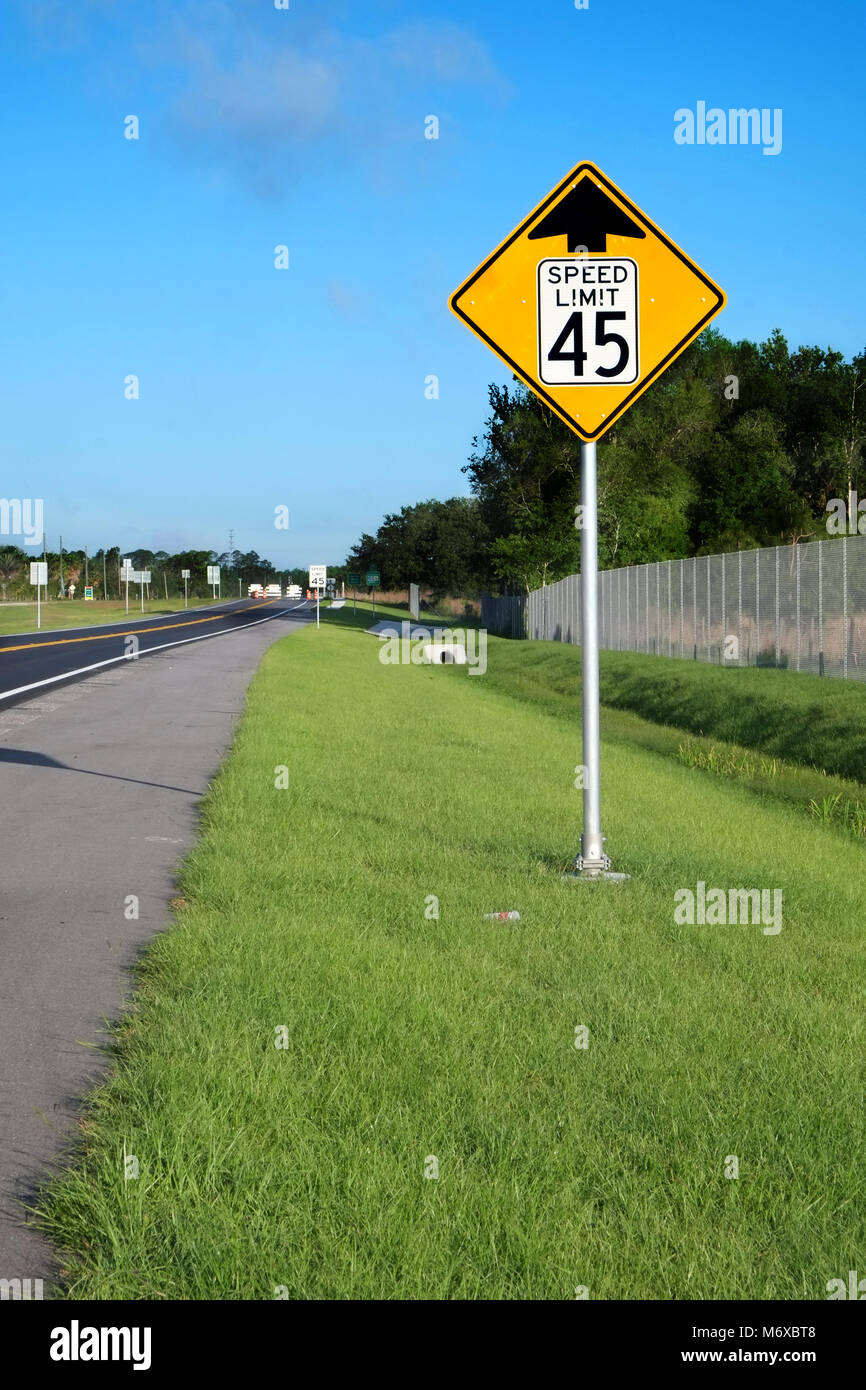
[[721, 551, 726, 664], [756, 549, 760, 666], [818, 541, 824, 676], [774, 547, 780, 667], [843, 536, 848, 679], [667, 562, 672, 656], [656, 563, 660, 655], [737, 549, 742, 666], [706, 554, 711, 663], [625, 567, 630, 651], [796, 544, 801, 671]]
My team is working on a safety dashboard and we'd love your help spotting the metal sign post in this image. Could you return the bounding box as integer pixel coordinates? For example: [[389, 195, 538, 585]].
[[574, 441, 610, 877], [30, 562, 47, 629], [348, 572, 361, 616], [181, 568, 190, 608], [121, 559, 133, 614]]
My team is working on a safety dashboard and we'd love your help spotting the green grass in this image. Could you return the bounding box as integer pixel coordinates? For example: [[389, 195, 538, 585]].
[[478, 638, 866, 837], [482, 639, 866, 785], [0, 597, 223, 636], [34, 622, 865, 1299]]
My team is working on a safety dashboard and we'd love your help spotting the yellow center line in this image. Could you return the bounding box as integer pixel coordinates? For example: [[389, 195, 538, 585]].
[[0, 600, 276, 655]]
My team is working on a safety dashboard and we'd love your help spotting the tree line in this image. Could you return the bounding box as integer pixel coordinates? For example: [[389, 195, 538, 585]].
[[345, 329, 865, 595], [0, 546, 322, 602]]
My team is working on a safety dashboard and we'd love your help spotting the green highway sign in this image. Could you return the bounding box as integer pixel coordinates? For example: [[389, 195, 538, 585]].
[[365, 570, 380, 588], [348, 572, 361, 587]]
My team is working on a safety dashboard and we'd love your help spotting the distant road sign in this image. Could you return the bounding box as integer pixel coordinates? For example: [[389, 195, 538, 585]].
[[30, 562, 47, 585], [309, 564, 327, 589], [347, 572, 361, 587], [84, 586, 94, 601], [450, 160, 725, 441], [207, 566, 220, 585], [365, 570, 380, 588], [181, 569, 190, 579]]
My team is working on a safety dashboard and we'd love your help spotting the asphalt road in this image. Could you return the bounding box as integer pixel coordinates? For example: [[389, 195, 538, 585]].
[[0, 598, 315, 1287], [0, 597, 292, 704]]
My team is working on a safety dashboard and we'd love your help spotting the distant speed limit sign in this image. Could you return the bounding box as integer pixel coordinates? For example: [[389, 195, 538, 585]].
[[538, 258, 638, 385]]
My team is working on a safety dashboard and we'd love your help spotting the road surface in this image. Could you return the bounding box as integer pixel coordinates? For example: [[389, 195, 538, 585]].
[[0, 598, 315, 1288], [0, 597, 292, 704]]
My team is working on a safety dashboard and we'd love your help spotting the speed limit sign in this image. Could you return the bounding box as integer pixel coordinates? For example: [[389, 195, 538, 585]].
[[449, 160, 724, 441], [538, 257, 638, 386]]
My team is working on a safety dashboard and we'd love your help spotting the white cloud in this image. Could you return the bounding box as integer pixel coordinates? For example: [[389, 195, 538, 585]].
[[17, 2, 508, 195]]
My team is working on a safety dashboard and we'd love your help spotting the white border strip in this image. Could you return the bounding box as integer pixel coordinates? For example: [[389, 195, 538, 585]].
[[0, 602, 310, 703]]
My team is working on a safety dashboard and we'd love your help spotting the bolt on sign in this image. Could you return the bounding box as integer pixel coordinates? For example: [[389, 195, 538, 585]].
[[450, 161, 726, 440]]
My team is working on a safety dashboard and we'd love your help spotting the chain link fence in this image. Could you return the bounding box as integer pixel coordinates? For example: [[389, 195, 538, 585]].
[[482, 537, 866, 680]]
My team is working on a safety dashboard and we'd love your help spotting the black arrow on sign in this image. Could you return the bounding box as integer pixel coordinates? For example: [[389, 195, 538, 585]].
[[528, 177, 646, 253]]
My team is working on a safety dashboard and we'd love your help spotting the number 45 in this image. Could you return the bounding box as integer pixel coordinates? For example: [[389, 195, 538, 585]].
[[549, 311, 628, 377]]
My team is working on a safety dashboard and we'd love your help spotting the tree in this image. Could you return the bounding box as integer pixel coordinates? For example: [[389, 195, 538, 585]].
[[345, 498, 488, 597], [0, 545, 26, 600]]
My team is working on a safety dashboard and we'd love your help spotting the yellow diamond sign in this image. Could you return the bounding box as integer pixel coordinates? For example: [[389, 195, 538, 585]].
[[450, 161, 726, 441]]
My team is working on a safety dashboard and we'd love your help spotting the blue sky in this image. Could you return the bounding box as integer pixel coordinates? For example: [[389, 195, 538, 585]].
[[1, 0, 863, 566]]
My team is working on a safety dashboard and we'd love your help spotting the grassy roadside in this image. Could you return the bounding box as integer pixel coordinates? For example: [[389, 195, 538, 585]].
[[479, 640, 866, 836], [483, 640, 866, 784], [36, 622, 865, 1299], [338, 606, 866, 835], [0, 597, 225, 637]]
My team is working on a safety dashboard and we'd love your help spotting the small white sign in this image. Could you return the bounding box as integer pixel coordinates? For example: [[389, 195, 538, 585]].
[[181, 569, 190, 579], [141, 570, 151, 584], [30, 561, 48, 585], [309, 564, 326, 589], [207, 565, 220, 585], [538, 257, 638, 386]]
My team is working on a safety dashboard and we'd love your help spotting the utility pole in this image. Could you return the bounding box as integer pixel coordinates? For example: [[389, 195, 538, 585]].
[[59, 535, 65, 599], [103, 550, 107, 600], [84, 546, 88, 587]]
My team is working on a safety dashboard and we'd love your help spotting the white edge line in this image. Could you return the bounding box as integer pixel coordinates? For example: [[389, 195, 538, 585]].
[[0, 602, 311, 703]]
